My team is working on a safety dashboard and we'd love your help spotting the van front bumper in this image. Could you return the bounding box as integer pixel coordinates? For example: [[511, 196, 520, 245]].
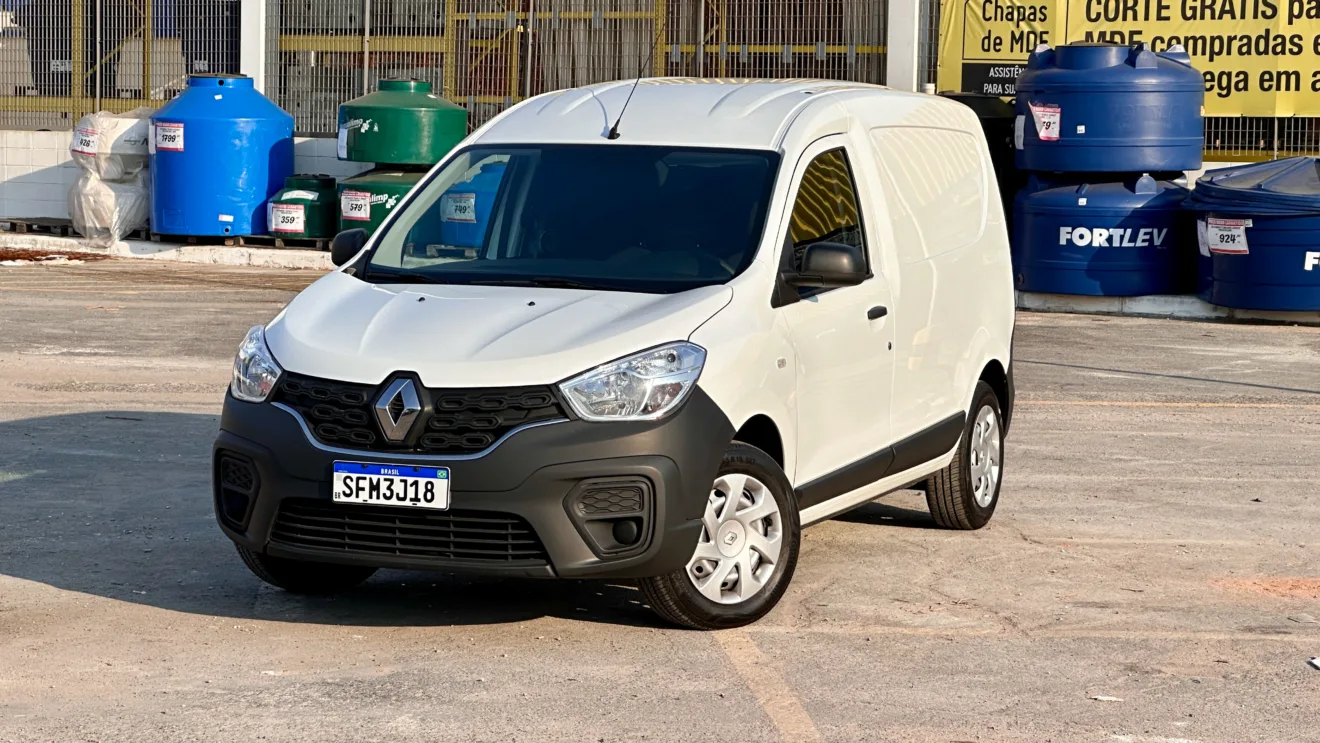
[[212, 387, 733, 579]]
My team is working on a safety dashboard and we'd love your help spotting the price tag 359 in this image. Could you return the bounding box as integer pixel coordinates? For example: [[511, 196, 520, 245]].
[[269, 203, 306, 234]]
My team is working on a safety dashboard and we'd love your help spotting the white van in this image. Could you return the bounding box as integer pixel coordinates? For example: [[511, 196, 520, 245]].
[[216, 79, 1016, 629]]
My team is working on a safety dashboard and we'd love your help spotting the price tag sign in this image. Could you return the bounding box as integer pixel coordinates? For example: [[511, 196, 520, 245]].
[[441, 193, 477, 223], [270, 203, 306, 234], [1028, 102, 1061, 142], [1206, 217, 1250, 254], [72, 127, 99, 156], [155, 122, 184, 152], [341, 190, 372, 222]]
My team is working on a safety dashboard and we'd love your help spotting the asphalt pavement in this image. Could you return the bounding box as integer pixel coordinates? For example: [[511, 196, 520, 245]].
[[1, 259, 1318, 742]]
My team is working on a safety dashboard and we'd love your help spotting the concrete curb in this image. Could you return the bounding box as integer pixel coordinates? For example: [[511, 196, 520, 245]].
[[0, 233, 334, 270], [1017, 291, 1320, 326]]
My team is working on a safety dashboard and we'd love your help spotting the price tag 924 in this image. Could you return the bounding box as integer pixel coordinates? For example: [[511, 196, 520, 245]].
[[1206, 217, 1251, 255]]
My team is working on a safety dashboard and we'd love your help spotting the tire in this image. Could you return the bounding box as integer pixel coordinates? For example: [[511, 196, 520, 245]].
[[925, 381, 1004, 530], [639, 442, 800, 630], [235, 545, 377, 595]]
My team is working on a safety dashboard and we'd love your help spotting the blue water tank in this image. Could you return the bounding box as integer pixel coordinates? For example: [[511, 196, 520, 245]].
[[1015, 43, 1204, 173], [1185, 158, 1320, 310], [1013, 174, 1192, 296], [435, 161, 507, 248], [1194, 214, 1320, 310], [150, 74, 294, 236]]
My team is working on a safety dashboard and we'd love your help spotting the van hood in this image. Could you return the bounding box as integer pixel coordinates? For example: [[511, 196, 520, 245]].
[[265, 271, 733, 388]]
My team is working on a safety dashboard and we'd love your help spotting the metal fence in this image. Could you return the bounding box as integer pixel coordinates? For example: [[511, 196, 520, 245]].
[[0, 0, 240, 129], [267, 0, 888, 135]]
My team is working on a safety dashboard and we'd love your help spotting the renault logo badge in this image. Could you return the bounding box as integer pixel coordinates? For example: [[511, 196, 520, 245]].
[[374, 378, 422, 442]]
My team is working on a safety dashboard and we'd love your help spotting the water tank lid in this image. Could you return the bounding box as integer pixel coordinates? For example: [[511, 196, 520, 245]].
[[188, 74, 253, 88], [1187, 157, 1320, 215], [285, 174, 336, 190], [378, 79, 433, 93]]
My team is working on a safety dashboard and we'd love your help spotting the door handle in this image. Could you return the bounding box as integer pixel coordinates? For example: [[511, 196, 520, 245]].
[[867, 305, 888, 320]]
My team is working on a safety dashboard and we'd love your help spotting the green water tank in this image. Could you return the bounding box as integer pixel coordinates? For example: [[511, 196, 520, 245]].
[[337, 167, 427, 236], [267, 174, 337, 238], [337, 79, 468, 166]]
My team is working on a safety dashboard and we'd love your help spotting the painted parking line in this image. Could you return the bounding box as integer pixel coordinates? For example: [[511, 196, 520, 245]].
[[713, 629, 822, 743]]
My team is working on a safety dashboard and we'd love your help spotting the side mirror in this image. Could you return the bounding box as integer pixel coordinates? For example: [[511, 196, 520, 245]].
[[784, 242, 868, 288], [330, 228, 368, 267]]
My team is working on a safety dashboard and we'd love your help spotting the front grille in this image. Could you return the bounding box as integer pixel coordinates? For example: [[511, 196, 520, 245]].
[[271, 499, 549, 565], [271, 372, 566, 455]]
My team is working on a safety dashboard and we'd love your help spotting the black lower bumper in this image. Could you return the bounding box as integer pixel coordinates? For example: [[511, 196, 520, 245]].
[[213, 386, 733, 579]]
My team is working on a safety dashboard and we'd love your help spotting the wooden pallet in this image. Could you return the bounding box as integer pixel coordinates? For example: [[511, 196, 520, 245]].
[[150, 233, 239, 246], [235, 233, 331, 251], [1, 217, 78, 237]]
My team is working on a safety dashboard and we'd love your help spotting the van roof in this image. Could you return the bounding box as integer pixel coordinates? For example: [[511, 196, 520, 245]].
[[471, 78, 915, 150]]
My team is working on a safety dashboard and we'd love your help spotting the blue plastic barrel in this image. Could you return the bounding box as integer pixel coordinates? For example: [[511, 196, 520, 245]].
[[1013, 174, 1191, 296], [150, 74, 294, 236], [1185, 158, 1320, 311], [1015, 43, 1204, 173]]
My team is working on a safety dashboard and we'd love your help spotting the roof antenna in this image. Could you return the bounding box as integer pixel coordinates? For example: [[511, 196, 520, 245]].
[[607, 30, 661, 140]]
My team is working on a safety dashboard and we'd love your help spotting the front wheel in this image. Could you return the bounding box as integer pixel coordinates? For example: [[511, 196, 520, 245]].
[[639, 443, 800, 630], [925, 381, 1004, 530]]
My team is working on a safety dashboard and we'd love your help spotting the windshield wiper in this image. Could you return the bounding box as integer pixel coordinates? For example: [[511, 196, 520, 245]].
[[466, 277, 605, 290], [364, 266, 450, 284]]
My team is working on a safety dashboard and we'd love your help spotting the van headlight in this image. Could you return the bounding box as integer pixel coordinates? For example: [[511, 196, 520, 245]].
[[559, 342, 706, 422], [231, 326, 283, 403]]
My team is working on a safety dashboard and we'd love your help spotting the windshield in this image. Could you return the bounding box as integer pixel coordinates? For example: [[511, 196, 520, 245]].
[[365, 144, 781, 293]]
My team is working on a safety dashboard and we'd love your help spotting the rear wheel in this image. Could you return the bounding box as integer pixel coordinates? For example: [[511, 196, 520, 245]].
[[639, 443, 800, 630], [235, 545, 377, 594], [925, 381, 1004, 530]]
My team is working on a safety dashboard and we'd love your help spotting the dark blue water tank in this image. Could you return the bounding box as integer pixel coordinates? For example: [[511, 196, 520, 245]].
[[1194, 214, 1320, 310], [1186, 158, 1320, 310], [150, 74, 294, 236], [1013, 174, 1192, 296], [1015, 43, 1204, 173]]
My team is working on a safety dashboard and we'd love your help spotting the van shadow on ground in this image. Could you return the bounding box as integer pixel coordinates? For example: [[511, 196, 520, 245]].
[[0, 410, 932, 628], [0, 411, 662, 628]]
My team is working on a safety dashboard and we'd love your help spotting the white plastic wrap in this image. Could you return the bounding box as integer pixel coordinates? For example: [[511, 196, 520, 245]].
[[68, 171, 150, 247], [70, 108, 152, 181]]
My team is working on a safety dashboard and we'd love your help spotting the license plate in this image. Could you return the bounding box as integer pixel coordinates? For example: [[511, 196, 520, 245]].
[[332, 462, 450, 510]]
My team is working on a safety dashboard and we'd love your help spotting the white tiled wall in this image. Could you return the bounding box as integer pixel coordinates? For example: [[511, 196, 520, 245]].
[[1, 131, 82, 219], [0, 134, 372, 222]]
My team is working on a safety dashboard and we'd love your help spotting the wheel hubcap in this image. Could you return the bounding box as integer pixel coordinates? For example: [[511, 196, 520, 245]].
[[969, 405, 1002, 508], [687, 473, 783, 605]]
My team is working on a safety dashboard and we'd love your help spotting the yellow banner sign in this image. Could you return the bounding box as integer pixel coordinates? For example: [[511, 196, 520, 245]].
[[937, 0, 1320, 115]]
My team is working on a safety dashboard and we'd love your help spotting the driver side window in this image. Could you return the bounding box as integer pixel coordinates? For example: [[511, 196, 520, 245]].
[[784, 148, 867, 274]]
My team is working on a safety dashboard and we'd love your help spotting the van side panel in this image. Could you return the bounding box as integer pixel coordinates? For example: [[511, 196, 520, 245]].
[[865, 119, 1013, 444]]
